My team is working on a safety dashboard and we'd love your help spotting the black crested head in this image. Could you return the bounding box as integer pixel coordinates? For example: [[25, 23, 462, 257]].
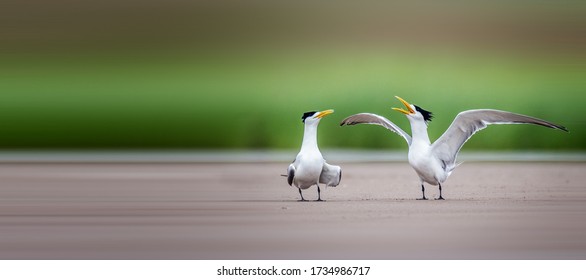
[[302, 111, 317, 123], [414, 105, 433, 122]]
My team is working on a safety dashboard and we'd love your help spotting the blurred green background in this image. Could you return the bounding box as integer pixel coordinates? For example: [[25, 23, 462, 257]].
[[1, 1, 584, 151]]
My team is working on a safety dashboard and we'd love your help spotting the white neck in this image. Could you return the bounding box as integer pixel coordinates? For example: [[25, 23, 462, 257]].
[[408, 118, 431, 146], [300, 122, 320, 153]]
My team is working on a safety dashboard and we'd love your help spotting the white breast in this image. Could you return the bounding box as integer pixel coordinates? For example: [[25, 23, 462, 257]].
[[408, 143, 443, 185], [293, 154, 324, 189]]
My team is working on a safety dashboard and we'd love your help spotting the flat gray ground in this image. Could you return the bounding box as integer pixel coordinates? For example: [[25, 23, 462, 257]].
[[0, 162, 584, 259]]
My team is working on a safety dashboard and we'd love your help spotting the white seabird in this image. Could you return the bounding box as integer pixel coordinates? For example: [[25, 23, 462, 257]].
[[340, 96, 568, 200], [287, 109, 341, 201]]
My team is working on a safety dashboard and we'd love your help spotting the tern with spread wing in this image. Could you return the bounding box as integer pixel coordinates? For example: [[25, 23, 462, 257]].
[[341, 96, 568, 200], [287, 110, 341, 201]]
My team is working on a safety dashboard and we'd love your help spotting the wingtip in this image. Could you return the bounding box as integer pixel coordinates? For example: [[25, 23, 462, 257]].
[[555, 124, 569, 132]]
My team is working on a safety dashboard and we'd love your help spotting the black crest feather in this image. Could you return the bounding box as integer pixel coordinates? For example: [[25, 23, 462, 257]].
[[302, 111, 317, 123], [414, 105, 433, 122]]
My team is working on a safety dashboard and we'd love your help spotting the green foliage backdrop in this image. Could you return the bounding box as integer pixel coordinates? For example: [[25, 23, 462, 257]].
[[0, 49, 582, 150], [2, 1, 584, 150]]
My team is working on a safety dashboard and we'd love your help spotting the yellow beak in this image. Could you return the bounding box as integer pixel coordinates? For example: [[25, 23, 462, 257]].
[[315, 109, 334, 119], [392, 96, 415, 115]]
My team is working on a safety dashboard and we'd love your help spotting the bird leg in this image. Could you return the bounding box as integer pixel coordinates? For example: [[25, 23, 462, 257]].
[[436, 183, 445, 200], [316, 185, 324, 202], [298, 189, 307, 202], [417, 184, 427, 200]]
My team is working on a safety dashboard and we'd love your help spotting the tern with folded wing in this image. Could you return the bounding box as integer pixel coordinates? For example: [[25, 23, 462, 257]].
[[287, 110, 341, 201]]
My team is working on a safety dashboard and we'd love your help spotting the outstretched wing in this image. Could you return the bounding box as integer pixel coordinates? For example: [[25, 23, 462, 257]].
[[287, 163, 295, 186], [340, 113, 412, 145], [432, 109, 568, 166]]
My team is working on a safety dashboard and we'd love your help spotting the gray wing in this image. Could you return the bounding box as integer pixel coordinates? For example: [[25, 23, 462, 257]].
[[432, 109, 568, 166], [287, 163, 295, 186], [340, 113, 412, 145], [319, 162, 341, 187]]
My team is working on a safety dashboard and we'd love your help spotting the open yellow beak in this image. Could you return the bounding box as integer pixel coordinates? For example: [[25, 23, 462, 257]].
[[315, 109, 334, 119], [392, 96, 415, 115]]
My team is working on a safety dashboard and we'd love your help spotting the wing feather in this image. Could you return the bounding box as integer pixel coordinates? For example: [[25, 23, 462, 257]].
[[340, 113, 412, 145], [432, 109, 568, 166], [287, 164, 295, 186], [319, 162, 341, 187]]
